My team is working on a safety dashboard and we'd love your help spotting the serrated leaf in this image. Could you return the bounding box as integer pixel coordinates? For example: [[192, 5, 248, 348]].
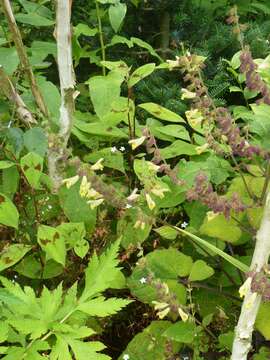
[[188, 260, 214, 281], [80, 238, 122, 302], [0, 193, 19, 229], [78, 296, 131, 317], [0, 244, 31, 272]]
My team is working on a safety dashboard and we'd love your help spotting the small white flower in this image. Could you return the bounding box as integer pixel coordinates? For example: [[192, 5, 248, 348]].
[[111, 146, 118, 153], [128, 136, 146, 150], [181, 221, 188, 229], [91, 158, 104, 171], [125, 203, 132, 209], [48, 205, 52, 210], [123, 355, 130, 360], [127, 188, 139, 202], [119, 146, 126, 152], [139, 277, 147, 284]]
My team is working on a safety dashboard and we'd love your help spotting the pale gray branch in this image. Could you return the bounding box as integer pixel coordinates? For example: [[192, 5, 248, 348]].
[[231, 190, 270, 359], [0, 66, 36, 126]]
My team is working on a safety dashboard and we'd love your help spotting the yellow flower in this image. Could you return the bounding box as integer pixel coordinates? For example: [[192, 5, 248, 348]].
[[178, 307, 189, 322], [91, 158, 104, 171], [147, 162, 160, 173], [87, 198, 104, 209], [239, 277, 252, 298], [127, 188, 139, 202], [151, 185, 170, 199], [185, 109, 204, 127], [166, 56, 180, 70], [181, 88, 197, 100], [152, 301, 170, 319], [128, 136, 146, 150], [195, 143, 209, 155], [79, 176, 91, 198], [86, 188, 102, 200], [62, 175, 79, 189], [145, 193, 156, 210], [134, 220, 146, 230]]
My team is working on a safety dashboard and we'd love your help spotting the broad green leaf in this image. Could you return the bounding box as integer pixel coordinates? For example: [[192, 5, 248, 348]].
[[256, 303, 270, 340], [78, 296, 131, 316], [84, 147, 125, 173], [0, 322, 8, 342], [74, 121, 128, 139], [109, 3, 127, 32], [162, 321, 196, 343], [0, 193, 19, 228], [37, 225, 66, 266], [154, 226, 178, 240], [200, 213, 242, 244], [24, 128, 48, 157], [20, 152, 43, 189], [128, 63, 156, 87], [139, 102, 183, 122], [88, 72, 123, 118], [247, 207, 263, 230], [156, 124, 190, 141], [37, 77, 61, 123], [74, 239, 89, 259], [131, 37, 162, 61], [173, 226, 249, 272], [1, 167, 20, 198], [0, 161, 15, 169], [74, 24, 98, 37], [0, 244, 31, 272], [30, 41, 56, 63], [15, 13, 54, 26], [160, 140, 197, 159], [110, 34, 133, 48], [118, 321, 180, 360], [188, 260, 214, 281], [59, 181, 96, 231], [0, 47, 19, 75]]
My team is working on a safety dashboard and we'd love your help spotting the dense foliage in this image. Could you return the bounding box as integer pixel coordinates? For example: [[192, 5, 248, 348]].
[[1, 0, 270, 359]]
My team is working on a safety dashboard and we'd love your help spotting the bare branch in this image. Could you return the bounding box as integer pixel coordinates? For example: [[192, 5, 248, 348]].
[[48, 0, 75, 191], [231, 190, 270, 359], [0, 0, 49, 117], [0, 65, 36, 126]]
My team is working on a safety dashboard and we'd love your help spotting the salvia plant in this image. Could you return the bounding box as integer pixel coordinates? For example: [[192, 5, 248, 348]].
[[1, 1, 270, 360]]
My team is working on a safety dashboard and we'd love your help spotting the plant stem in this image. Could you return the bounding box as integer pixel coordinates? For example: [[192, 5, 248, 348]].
[[231, 189, 270, 359], [0, 0, 49, 117], [95, 0, 106, 76]]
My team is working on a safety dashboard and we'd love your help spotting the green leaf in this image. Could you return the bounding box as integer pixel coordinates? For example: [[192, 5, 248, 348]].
[[59, 181, 96, 231], [0, 244, 31, 272], [24, 128, 48, 157], [139, 102, 183, 122], [84, 147, 125, 173], [37, 225, 66, 266], [0, 47, 19, 75], [162, 321, 196, 343], [160, 140, 197, 159], [74, 23, 98, 37], [154, 226, 178, 240], [109, 3, 127, 32], [80, 238, 122, 302], [118, 321, 180, 360], [37, 77, 61, 123], [0, 193, 19, 229], [156, 124, 190, 141], [74, 121, 127, 139], [20, 152, 43, 189], [131, 37, 162, 61], [188, 260, 214, 281], [15, 13, 54, 26], [78, 296, 131, 316], [0, 161, 15, 169], [128, 63, 156, 87], [173, 226, 249, 272], [88, 72, 123, 118], [256, 303, 270, 340], [200, 213, 242, 244]]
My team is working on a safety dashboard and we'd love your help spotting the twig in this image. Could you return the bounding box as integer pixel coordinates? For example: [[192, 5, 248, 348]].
[[0, 0, 49, 117], [95, 0, 106, 76], [0, 66, 36, 126]]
